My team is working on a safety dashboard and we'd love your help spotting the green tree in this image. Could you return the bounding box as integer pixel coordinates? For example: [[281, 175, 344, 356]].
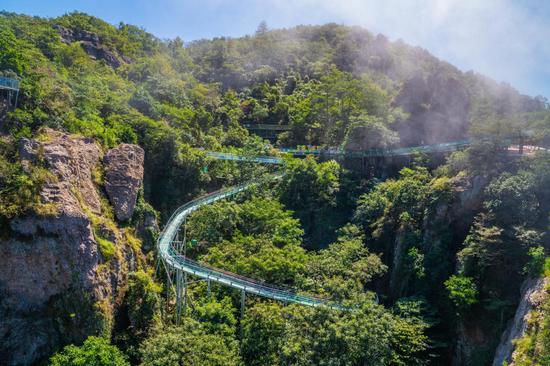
[[444, 275, 478, 311], [241, 302, 286, 366], [192, 297, 237, 338], [140, 322, 240, 366], [523, 246, 546, 276], [124, 270, 162, 335], [343, 115, 398, 151], [279, 157, 341, 247], [49, 336, 129, 366], [484, 171, 539, 226], [458, 214, 504, 278], [301, 225, 387, 299], [204, 233, 307, 286], [282, 300, 428, 366]]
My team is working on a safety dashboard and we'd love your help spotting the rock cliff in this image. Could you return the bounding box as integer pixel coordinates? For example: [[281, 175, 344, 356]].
[[54, 25, 130, 68], [0, 131, 147, 365], [493, 277, 549, 366], [104, 144, 145, 222]]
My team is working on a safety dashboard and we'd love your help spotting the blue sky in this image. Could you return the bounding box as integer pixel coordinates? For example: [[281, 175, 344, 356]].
[[3, 0, 550, 99]]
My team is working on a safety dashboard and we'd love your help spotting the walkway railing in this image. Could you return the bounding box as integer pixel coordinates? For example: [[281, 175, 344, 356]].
[[280, 140, 471, 158], [161, 138, 548, 319], [0, 77, 20, 91], [206, 152, 283, 164], [157, 173, 341, 310]]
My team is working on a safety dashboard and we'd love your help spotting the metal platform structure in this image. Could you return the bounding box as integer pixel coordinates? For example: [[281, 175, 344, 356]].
[[0, 76, 20, 111], [161, 139, 472, 323], [243, 123, 291, 141], [158, 171, 344, 324], [159, 138, 548, 324], [206, 151, 283, 164], [280, 140, 472, 158]]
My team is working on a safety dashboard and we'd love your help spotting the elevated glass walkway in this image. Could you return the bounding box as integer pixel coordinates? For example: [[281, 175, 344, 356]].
[[0, 77, 20, 91]]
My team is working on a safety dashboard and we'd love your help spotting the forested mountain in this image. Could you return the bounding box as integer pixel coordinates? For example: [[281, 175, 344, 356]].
[[0, 11, 549, 366]]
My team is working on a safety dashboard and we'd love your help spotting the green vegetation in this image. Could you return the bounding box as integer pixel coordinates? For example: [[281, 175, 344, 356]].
[[509, 276, 550, 366], [445, 275, 478, 311], [49, 336, 129, 366], [0, 137, 57, 219], [140, 321, 240, 366], [2, 10, 550, 366]]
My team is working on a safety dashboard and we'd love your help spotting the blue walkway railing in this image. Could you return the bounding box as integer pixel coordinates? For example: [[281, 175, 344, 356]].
[[280, 140, 471, 158], [161, 139, 547, 312], [0, 77, 20, 91], [206, 152, 283, 164], [157, 176, 342, 308]]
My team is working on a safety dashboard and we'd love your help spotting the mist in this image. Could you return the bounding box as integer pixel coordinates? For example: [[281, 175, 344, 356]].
[[248, 0, 550, 98]]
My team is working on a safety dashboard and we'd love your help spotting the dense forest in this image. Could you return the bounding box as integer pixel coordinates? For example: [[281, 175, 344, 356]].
[[1, 11, 550, 366]]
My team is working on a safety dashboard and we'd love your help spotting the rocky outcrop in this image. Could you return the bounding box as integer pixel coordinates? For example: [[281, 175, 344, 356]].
[[493, 277, 548, 366], [0, 131, 145, 365], [135, 209, 159, 253], [104, 144, 145, 221], [386, 174, 487, 302], [54, 25, 130, 68], [19, 131, 103, 214]]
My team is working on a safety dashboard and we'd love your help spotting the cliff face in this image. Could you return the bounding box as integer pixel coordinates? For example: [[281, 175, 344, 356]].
[[104, 144, 145, 222], [388, 174, 487, 301], [375, 173, 490, 364], [493, 277, 548, 366], [0, 131, 146, 365], [54, 25, 131, 68]]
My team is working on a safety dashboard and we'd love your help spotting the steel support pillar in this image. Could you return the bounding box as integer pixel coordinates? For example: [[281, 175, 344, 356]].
[[183, 272, 188, 317], [240, 289, 246, 339], [165, 267, 172, 315], [175, 269, 183, 324]]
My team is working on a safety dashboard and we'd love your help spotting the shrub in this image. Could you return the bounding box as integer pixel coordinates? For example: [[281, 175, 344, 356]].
[[445, 275, 478, 311], [49, 336, 129, 366]]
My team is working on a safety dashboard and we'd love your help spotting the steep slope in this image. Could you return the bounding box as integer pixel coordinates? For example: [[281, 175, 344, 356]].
[[0, 130, 145, 364], [1, 11, 549, 366]]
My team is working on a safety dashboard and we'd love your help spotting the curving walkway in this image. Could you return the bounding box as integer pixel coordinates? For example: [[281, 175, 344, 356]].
[[157, 175, 337, 308], [159, 138, 547, 311], [280, 139, 471, 157]]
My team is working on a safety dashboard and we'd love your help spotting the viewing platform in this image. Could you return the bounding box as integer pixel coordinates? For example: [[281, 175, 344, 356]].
[[243, 123, 291, 140], [0, 77, 20, 91]]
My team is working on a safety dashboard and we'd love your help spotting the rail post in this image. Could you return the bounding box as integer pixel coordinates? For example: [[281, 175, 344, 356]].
[[240, 289, 246, 339], [183, 272, 188, 317], [175, 269, 183, 324], [165, 266, 172, 317], [207, 279, 211, 299]]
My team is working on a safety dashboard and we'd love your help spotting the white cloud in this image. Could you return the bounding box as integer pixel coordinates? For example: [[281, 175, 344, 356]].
[[259, 0, 550, 96]]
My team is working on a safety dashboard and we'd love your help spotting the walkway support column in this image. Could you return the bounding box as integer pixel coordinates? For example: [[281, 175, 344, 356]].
[[183, 272, 188, 317], [176, 269, 183, 324], [240, 289, 246, 339]]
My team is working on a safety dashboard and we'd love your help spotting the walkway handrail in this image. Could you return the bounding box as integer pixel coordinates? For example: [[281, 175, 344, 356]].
[[206, 152, 283, 164], [157, 175, 339, 308], [0, 76, 20, 91], [280, 140, 472, 158], [160, 138, 548, 313]]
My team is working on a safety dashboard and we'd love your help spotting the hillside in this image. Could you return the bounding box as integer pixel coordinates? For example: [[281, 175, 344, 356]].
[[1, 11, 550, 366]]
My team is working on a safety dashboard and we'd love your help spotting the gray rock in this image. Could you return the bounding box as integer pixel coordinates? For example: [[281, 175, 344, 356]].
[[17, 138, 40, 171], [53, 25, 130, 68], [104, 144, 145, 221], [0, 131, 140, 365], [493, 277, 548, 366]]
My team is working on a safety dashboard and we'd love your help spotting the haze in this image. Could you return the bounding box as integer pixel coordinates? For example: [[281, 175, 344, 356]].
[[3, 0, 550, 98]]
